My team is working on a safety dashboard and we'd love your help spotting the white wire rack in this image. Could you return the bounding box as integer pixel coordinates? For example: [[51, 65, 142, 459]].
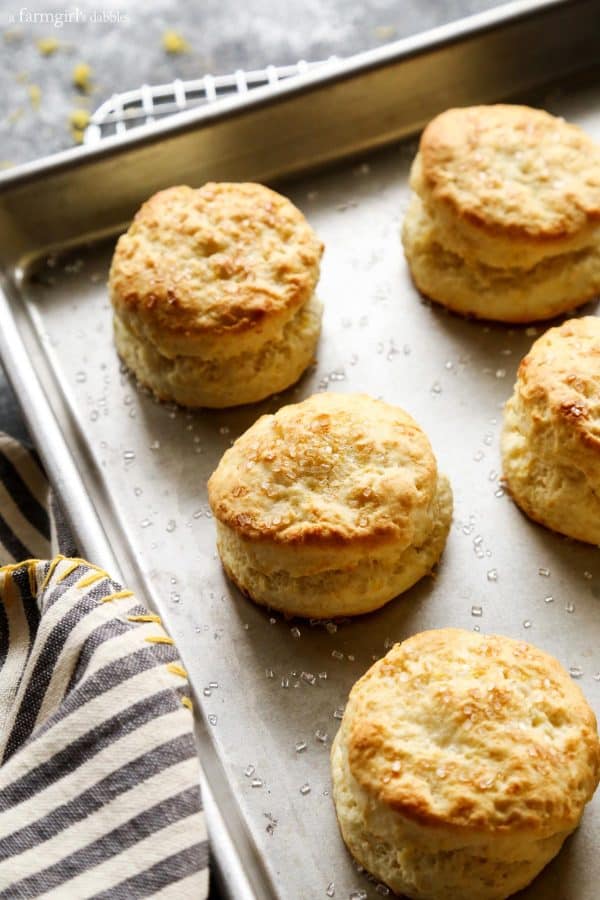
[[84, 59, 337, 144]]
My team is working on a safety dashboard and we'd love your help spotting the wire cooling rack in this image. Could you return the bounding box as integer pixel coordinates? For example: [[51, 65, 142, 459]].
[[84, 59, 336, 143]]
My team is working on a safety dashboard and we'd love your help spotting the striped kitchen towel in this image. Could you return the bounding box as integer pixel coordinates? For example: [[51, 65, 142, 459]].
[[0, 433, 209, 898], [0, 434, 51, 564]]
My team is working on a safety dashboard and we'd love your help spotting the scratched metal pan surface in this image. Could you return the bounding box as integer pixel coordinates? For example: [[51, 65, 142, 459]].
[[1, 2, 600, 898]]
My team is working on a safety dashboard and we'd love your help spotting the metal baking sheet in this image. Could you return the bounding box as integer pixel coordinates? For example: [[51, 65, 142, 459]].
[[1, 3, 600, 898]]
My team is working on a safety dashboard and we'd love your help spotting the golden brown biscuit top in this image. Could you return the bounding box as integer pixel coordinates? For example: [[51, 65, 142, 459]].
[[517, 316, 600, 452], [207, 392, 438, 548], [343, 628, 600, 836], [417, 105, 600, 240], [109, 183, 323, 337]]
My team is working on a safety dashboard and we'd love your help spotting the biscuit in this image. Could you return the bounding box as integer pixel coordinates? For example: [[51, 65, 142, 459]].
[[331, 628, 600, 900], [109, 182, 324, 407], [501, 316, 600, 544], [207, 392, 452, 618], [402, 105, 600, 322]]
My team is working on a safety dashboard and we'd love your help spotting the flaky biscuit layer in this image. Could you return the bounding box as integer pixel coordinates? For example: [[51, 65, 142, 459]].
[[215, 474, 451, 618], [114, 293, 322, 409], [402, 195, 600, 322]]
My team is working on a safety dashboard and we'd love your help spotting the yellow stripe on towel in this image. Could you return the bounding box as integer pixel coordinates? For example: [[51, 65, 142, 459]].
[[77, 570, 108, 589], [127, 613, 162, 624], [167, 663, 188, 679], [56, 560, 82, 583], [101, 590, 134, 604], [40, 555, 65, 592]]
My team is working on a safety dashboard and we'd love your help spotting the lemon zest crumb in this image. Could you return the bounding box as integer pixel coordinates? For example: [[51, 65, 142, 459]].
[[69, 108, 90, 143], [36, 36, 60, 55], [28, 84, 41, 109], [72, 62, 93, 92], [162, 30, 189, 54]]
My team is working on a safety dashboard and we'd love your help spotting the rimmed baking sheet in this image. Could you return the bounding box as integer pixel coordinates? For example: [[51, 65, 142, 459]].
[[1, 2, 600, 897]]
